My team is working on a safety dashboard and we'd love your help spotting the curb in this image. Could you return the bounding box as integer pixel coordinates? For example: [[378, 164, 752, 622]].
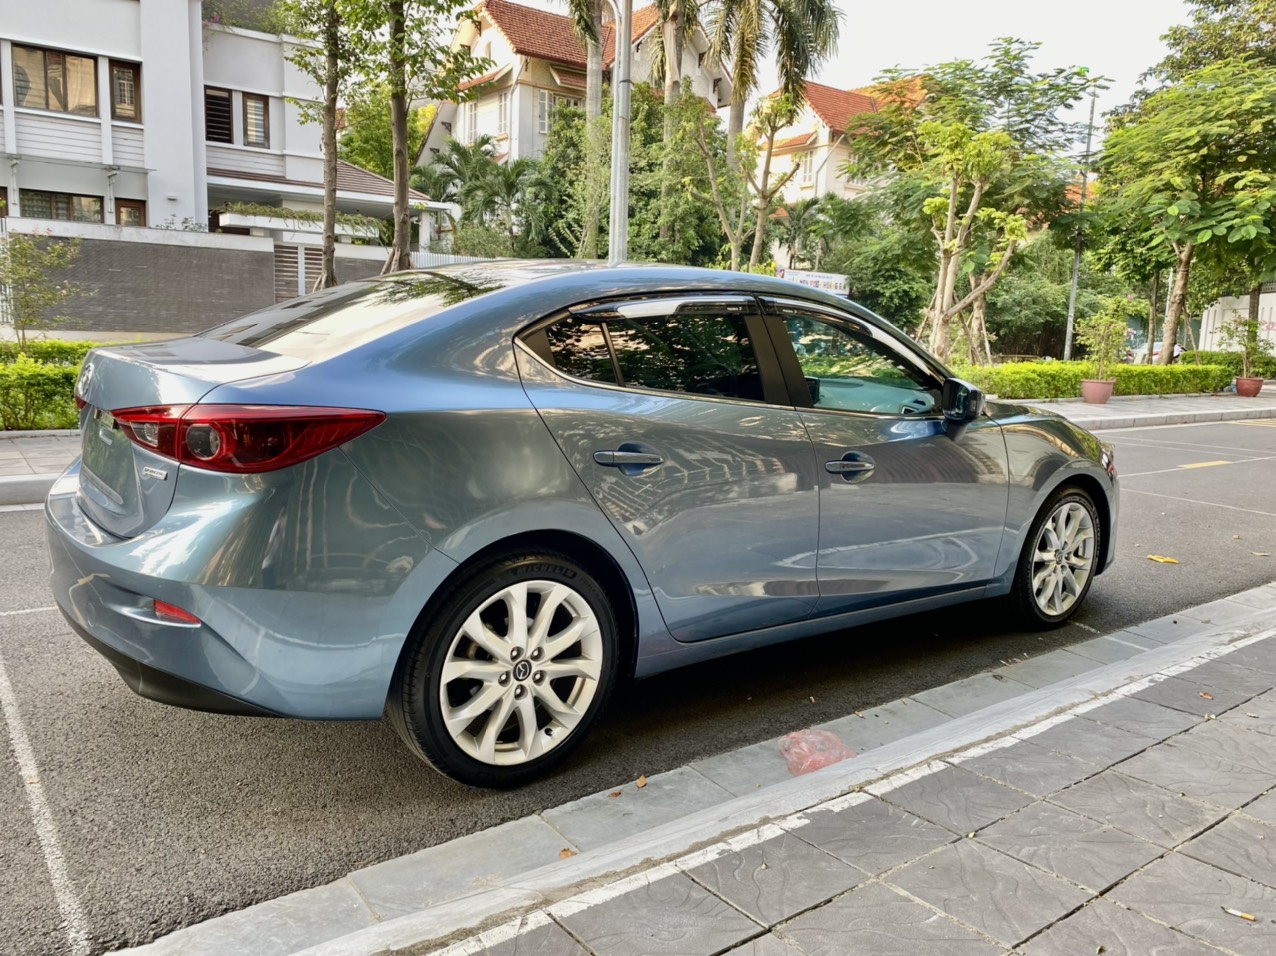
[[1077, 405, 1276, 430], [0, 428, 80, 439], [113, 594, 1276, 956], [0, 473, 58, 507]]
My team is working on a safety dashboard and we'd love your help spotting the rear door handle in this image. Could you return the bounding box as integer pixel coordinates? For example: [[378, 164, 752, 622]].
[[594, 450, 664, 468], [825, 452, 875, 482]]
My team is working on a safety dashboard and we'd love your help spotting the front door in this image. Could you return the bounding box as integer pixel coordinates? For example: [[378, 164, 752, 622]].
[[764, 300, 1010, 616], [518, 295, 821, 641]]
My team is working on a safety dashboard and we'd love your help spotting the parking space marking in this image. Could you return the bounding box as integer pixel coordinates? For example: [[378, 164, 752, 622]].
[[1238, 420, 1276, 427], [0, 607, 57, 618], [1177, 460, 1235, 469], [0, 651, 91, 956], [1124, 488, 1276, 519], [1120, 455, 1276, 478]]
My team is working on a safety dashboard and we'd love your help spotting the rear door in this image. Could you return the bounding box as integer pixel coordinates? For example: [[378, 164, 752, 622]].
[[762, 298, 1010, 616], [517, 295, 821, 642]]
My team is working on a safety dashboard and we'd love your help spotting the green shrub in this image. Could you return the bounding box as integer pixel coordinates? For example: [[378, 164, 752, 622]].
[[1181, 350, 1276, 379], [0, 354, 80, 430], [954, 360, 1232, 399], [0, 339, 98, 366]]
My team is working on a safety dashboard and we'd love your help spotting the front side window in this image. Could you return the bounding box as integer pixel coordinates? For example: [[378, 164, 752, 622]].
[[543, 305, 763, 402], [20, 189, 103, 223], [205, 88, 233, 143], [244, 93, 270, 148], [782, 313, 937, 415], [13, 45, 98, 116], [110, 61, 140, 121]]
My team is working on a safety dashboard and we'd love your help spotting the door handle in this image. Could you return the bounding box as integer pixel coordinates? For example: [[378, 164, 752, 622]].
[[825, 452, 875, 482], [594, 450, 664, 468]]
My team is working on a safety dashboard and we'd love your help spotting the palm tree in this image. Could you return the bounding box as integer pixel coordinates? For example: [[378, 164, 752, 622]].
[[777, 196, 827, 269], [709, 0, 842, 168], [411, 134, 498, 226], [564, 0, 607, 257], [460, 157, 542, 248]]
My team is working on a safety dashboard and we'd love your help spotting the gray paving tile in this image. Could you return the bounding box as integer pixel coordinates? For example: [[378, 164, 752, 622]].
[[1229, 585, 1276, 610], [1216, 690, 1276, 738], [1080, 695, 1202, 741], [1132, 676, 1252, 718], [1067, 635, 1157, 664], [349, 815, 576, 919], [953, 740, 1095, 797], [1022, 716, 1158, 769], [480, 921, 591, 956], [886, 840, 1091, 948], [1116, 741, 1272, 809], [1126, 616, 1196, 645], [722, 935, 805, 956], [790, 795, 955, 876], [1110, 852, 1276, 956], [1245, 791, 1276, 826], [1050, 770, 1226, 847], [1095, 629, 1172, 652], [994, 649, 1102, 688], [978, 801, 1162, 891], [1172, 659, 1276, 699], [779, 881, 1006, 956], [818, 697, 949, 753], [685, 832, 862, 925], [1179, 599, 1266, 627], [542, 767, 733, 852], [909, 672, 1031, 718], [878, 764, 1033, 834], [1168, 720, 1276, 776], [1021, 898, 1226, 956], [555, 872, 760, 956], [691, 738, 796, 797], [1222, 639, 1276, 676], [1181, 814, 1276, 890]]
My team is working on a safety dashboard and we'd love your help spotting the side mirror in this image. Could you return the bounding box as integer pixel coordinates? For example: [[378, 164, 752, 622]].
[[941, 378, 984, 438]]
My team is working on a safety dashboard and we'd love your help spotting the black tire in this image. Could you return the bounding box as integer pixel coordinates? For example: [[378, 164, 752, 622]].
[[387, 550, 619, 788], [1008, 487, 1102, 629]]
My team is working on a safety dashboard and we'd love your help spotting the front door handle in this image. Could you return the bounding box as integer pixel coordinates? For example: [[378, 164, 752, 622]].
[[594, 450, 664, 468], [825, 452, 875, 482]]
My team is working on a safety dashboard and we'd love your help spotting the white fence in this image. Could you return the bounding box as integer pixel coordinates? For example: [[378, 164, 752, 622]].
[[410, 251, 494, 269]]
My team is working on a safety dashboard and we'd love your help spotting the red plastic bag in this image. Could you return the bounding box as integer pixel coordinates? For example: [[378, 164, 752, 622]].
[[779, 729, 857, 776]]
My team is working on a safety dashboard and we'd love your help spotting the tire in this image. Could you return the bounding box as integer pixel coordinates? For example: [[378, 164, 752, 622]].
[[387, 550, 619, 788], [1009, 487, 1102, 629]]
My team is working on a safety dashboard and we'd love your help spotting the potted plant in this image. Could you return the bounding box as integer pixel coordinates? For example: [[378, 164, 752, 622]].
[[1076, 302, 1130, 404], [1217, 315, 1274, 397]]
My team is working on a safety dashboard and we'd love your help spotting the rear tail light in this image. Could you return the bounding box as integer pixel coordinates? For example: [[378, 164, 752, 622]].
[[111, 405, 386, 474]]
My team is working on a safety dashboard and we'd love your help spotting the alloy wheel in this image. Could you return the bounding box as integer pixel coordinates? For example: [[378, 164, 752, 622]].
[[1030, 500, 1095, 617]]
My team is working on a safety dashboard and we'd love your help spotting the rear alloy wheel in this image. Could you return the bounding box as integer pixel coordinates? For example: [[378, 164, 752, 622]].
[[1010, 489, 1100, 628], [388, 552, 618, 787]]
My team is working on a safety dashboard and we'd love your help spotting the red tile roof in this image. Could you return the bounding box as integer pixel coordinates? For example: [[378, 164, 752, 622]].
[[800, 81, 877, 134], [773, 131, 816, 151], [458, 63, 512, 92], [480, 0, 660, 71]]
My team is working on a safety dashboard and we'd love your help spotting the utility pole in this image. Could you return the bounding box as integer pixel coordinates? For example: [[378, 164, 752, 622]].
[[1063, 74, 1098, 361], [607, 0, 633, 265]]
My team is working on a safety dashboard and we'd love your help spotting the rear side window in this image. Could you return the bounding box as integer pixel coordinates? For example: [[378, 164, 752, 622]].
[[541, 305, 763, 402]]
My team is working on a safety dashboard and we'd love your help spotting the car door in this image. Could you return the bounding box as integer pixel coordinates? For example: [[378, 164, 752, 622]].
[[516, 294, 821, 642], [761, 297, 1010, 617]]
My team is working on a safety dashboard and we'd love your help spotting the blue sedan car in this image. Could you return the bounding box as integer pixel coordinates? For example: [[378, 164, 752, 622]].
[[46, 262, 1117, 787]]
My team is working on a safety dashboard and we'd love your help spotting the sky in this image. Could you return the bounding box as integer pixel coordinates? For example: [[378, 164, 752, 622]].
[[531, 0, 1192, 142]]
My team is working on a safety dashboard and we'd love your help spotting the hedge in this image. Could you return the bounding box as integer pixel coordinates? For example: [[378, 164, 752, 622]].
[[0, 354, 81, 430], [954, 360, 1232, 400], [1181, 350, 1276, 380], [0, 339, 97, 366]]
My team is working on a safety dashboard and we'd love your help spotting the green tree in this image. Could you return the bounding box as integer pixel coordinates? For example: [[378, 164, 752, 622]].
[[459, 157, 542, 249], [775, 196, 828, 270], [0, 235, 83, 347], [1100, 59, 1276, 363], [563, 0, 606, 256], [708, 0, 841, 168], [338, 81, 435, 180], [1150, 0, 1276, 81]]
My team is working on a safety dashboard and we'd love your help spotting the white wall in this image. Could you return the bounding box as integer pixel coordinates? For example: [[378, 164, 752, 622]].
[[1201, 293, 1276, 351], [0, 0, 141, 59], [140, 0, 203, 226]]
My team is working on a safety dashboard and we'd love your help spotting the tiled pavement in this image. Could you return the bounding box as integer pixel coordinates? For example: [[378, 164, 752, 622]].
[[116, 591, 1276, 956]]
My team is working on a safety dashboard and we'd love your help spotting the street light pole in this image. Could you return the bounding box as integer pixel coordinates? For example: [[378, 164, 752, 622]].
[[606, 0, 633, 265], [1063, 77, 1098, 361]]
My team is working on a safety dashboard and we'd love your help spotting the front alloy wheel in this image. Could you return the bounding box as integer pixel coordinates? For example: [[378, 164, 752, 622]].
[[1011, 489, 1100, 627], [388, 552, 619, 787]]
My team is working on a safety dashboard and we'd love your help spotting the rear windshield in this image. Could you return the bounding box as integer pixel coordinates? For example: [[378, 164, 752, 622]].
[[199, 271, 507, 360]]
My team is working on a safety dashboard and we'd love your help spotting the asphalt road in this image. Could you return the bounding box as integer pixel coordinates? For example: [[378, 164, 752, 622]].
[[3, 420, 1276, 956]]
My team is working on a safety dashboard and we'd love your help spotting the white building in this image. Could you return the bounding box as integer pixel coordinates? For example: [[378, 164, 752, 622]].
[[1200, 283, 1276, 352], [765, 81, 878, 207], [422, 0, 733, 163]]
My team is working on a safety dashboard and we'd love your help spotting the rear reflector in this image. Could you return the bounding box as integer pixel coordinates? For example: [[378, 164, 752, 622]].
[[111, 405, 386, 474], [153, 600, 201, 625]]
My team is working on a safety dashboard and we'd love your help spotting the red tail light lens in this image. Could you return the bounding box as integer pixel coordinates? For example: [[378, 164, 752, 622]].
[[153, 599, 201, 625], [111, 405, 386, 474]]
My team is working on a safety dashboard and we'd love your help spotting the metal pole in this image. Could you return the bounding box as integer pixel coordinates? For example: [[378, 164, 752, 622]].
[[1063, 79, 1098, 360], [607, 0, 633, 265]]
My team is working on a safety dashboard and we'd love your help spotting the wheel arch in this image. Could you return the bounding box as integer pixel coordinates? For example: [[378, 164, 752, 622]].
[[1047, 471, 1114, 575]]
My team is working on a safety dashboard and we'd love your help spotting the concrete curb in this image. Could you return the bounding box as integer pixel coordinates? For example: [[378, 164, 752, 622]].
[[112, 592, 1276, 956], [0, 474, 58, 507], [1072, 405, 1276, 431], [0, 428, 80, 439]]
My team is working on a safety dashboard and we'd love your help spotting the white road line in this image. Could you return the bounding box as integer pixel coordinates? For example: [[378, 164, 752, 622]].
[[0, 607, 58, 618], [0, 503, 44, 513], [1123, 488, 1276, 519], [1119, 454, 1276, 478], [0, 651, 92, 956]]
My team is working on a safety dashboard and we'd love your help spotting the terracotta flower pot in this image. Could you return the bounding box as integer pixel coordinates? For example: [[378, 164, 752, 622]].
[[1236, 376, 1265, 397], [1081, 379, 1116, 404]]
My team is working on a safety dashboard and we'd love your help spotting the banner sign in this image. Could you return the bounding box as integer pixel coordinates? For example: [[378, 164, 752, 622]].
[[777, 269, 849, 294]]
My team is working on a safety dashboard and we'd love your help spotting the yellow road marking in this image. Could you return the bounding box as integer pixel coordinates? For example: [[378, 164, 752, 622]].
[[1236, 420, 1276, 427], [1178, 460, 1234, 469]]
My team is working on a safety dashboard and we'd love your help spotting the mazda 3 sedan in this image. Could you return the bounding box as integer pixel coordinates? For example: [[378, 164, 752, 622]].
[[47, 261, 1117, 787]]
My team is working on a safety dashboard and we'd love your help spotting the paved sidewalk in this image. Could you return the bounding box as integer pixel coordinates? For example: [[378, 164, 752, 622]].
[[4, 392, 1276, 507], [115, 588, 1276, 956]]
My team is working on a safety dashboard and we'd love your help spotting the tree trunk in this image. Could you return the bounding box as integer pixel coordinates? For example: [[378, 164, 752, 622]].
[[1249, 282, 1263, 349], [659, 6, 683, 244], [578, 0, 605, 259], [317, 1, 340, 290], [1144, 270, 1160, 364], [1158, 244, 1194, 364], [969, 288, 991, 365], [383, 0, 412, 275], [726, 70, 746, 170]]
